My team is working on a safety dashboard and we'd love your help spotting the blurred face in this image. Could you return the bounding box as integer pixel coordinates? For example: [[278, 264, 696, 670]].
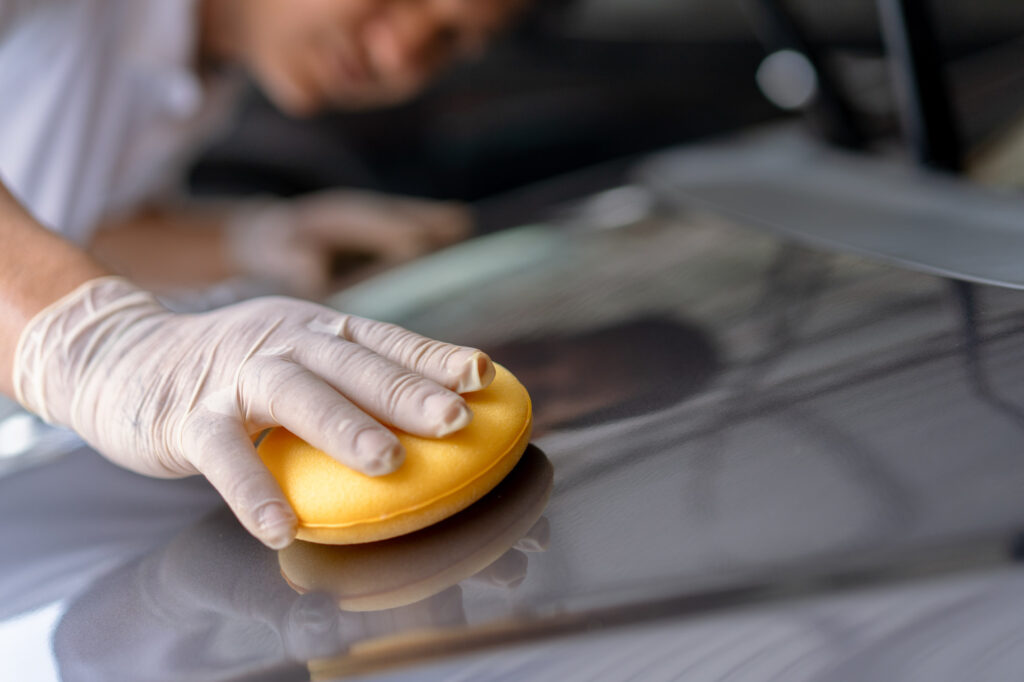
[[237, 0, 528, 115]]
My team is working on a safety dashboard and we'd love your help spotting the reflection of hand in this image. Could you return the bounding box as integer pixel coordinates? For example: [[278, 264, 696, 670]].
[[227, 190, 473, 297], [466, 517, 551, 588], [54, 510, 342, 680], [14, 276, 494, 549], [54, 509, 546, 681]]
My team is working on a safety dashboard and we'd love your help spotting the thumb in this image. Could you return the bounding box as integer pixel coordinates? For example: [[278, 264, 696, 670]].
[[186, 416, 298, 550]]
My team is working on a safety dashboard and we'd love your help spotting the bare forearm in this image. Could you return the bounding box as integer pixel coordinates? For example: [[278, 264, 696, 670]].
[[0, 182, 109, 395], [88, 191, 474, 299], [88, 205, 238, 291]]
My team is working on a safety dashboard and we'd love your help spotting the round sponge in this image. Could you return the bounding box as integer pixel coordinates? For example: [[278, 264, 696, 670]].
[[257, 364, 532, 544]]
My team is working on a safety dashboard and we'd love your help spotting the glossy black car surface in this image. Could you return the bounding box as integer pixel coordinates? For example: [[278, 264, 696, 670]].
[[7, 126, 1024, 680]]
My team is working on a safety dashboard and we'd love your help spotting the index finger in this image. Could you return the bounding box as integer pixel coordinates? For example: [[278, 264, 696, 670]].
[[338, 316, 495, 394]]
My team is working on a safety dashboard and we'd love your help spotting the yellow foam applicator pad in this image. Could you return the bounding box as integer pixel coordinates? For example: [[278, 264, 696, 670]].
[[257, 364, 532, 544]]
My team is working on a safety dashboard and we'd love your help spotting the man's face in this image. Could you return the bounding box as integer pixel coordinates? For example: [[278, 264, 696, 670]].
[[240, 0, 527, 115]]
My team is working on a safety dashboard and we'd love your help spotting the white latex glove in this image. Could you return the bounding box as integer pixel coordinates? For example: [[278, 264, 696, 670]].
[[227, 189, 472, 297], [14, 277, 494, 549]]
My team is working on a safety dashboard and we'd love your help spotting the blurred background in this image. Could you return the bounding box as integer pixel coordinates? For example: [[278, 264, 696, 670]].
[[189, 0, 1024, 231]]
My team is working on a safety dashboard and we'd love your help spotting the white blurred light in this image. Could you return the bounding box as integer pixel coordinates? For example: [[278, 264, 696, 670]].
[[756, 49, 819, 111], [0, 413, 38, 458], [571, 185, 656, 231], [0, 602, 63, 682]]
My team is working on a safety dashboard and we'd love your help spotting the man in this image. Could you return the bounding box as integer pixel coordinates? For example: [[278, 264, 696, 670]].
[[1, 0, 528, 299], [0, 0, 530, 549]]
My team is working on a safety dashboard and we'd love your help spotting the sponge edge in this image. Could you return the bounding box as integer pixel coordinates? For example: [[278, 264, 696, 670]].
[[258, 364, 532, 544]]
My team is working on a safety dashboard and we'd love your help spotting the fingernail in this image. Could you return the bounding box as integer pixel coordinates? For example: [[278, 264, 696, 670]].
[[258, 503, 297, 550], [424, 393, 473, 436], [355, 430, 404, 475], [452, 350, 495, 392], [484, 552, 528, 588], [514, 536, 548, 552], [515, 518, 551, 552]]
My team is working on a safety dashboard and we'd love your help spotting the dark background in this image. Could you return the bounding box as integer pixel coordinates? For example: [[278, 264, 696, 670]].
[[189, 0, 1024, 228]]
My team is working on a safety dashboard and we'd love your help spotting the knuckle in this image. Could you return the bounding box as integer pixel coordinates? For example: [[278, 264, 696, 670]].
[[352, 427, 404, 475], [350, 423, 396, 452], [332, 418, 370, 451], [353, 317, 404, 348], [293, 397, 341, 436], [379, 370, 425, 417], [311, 311, 343, 329], [322, 337, 360, 366], [402, 336, 441, 371], [221, 467, 275, 516], [340, 315, 372, 341], [379, 328, 447, 374], [374, 322, 409, 350], [241, 355, 300, 397], [308, 312, 349, 339], [433, 342, 467, 371], [178, 411, 221, 459]]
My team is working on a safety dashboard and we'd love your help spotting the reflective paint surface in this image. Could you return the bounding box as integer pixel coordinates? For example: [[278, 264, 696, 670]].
[[641, 125, 1024, 289], [6, 165, 1024, 679]]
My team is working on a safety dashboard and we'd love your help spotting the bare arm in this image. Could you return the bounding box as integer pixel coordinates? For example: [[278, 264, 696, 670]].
[[87, 192, 471, 297], [88, 205, 238, 292], [0, 181, 108, 395]]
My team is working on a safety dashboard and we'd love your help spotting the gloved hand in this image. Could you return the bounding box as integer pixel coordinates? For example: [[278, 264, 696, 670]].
[[227, 189, 472, 297], [14, 276, 494, 549]]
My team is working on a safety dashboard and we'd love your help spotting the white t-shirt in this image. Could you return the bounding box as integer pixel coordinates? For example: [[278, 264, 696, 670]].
[[0, 0, 246, 466], [0, 0, 239, 244]]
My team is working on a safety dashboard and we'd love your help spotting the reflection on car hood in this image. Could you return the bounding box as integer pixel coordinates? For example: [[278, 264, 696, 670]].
[[7, 177, 1024, 679], [641, 125, 1024, 289]]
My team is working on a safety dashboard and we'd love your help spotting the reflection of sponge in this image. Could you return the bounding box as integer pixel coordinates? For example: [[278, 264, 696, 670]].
[[279, 445, 553, 611], [258, 364, 532, 545]]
